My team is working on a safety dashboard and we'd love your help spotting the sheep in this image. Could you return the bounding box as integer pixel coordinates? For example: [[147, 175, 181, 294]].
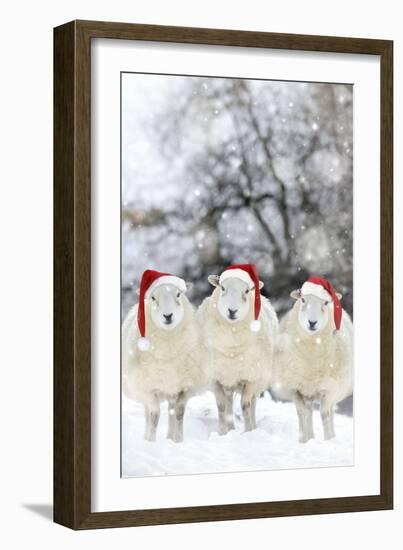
[[197, 265, 278, 434], [273, 277, 353, 442], [122, 272, 204, 443]]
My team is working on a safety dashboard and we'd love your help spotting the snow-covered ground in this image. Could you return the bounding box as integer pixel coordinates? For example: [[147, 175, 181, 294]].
[[122, 392, 353, 478]]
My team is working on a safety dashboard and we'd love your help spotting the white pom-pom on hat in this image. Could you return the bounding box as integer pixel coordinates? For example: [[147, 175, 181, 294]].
[[137, 337, 150, 351], [250, 319, 261, 332]]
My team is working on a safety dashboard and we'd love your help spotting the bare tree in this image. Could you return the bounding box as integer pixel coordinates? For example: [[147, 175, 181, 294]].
[[122, 76, 353, 317]]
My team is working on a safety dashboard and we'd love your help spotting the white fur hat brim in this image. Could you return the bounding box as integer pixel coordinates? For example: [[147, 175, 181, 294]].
[[219, 268, 253, 287], [145, 275, 186, 297], [301, 281, 332, 301]]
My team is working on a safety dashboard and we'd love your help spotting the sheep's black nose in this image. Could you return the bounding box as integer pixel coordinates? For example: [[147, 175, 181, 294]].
[[308, 320, 317, 330], [228, 308, 238, 319], [163, 313, 173, 323]]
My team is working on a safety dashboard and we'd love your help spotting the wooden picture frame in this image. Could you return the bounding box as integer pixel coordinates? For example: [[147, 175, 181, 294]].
[[54, 20, 393, 530]]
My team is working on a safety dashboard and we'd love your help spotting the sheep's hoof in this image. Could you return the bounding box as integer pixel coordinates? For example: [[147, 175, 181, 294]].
[[299, 433, 313, 443], [227, 421, 235, 431]]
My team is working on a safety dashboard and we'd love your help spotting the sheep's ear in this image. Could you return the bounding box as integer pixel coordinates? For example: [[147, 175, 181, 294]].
[[290, 289, 301, 300], [185, 281, 193, 293], [336, 292, 343, 300], [135, 288, 140, 296], [208, 274, 220, 287], [258, 280, 264, 290]]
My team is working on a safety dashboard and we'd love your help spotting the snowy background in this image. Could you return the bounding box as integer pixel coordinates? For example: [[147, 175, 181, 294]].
[[121, 73, 353, 477], [122, 74, 353, 318]]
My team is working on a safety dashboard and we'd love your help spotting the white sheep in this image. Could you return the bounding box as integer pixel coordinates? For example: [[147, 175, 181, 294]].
[[198, 265, 278, 434], [122, 272, 204, 442], [273, 277, 353, 442]]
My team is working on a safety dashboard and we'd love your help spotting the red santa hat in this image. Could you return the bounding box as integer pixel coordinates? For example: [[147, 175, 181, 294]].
[[219, 264, 262, 332], [301, 276, 342, 330], [136, 269, 187, 351]]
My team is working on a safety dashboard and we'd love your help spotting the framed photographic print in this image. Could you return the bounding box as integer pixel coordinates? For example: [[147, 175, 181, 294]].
[[54, 20, 393, 529]]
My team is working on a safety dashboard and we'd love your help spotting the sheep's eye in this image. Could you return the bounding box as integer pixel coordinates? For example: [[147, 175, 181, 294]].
[[324, 301, 329, 306], [151, 296, 156, 302], [301, 298, 305, 304], [176, 292, 181, 298], [221, 285, 226, 292]]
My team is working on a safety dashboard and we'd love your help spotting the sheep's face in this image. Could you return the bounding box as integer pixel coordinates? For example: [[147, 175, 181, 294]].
[[208, 275, 256, 324], [148, 284, 188, 331], [290, 289, 341, 334]]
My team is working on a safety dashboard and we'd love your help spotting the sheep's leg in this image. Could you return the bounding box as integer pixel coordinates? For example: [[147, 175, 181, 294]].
[[302, 397, 315, 440], [305, 398, 314, 440], [145, 394, 160, 442], [214, 381, 228, 435], [294, 391, 314, 443], [144, 404, 150, 440], [225, 388, 235, 431], [320, 397, 336, 440], [167, 397, 176, 440], [251, 395, 257, 429], [241, 384, 254, 432], [173, 391, 187, 443]]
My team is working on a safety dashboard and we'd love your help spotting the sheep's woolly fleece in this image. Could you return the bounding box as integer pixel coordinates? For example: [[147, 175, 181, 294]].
[[122, 297, 205, 403], [197, 289, 278, 393], [273, 301, 353, 404]]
